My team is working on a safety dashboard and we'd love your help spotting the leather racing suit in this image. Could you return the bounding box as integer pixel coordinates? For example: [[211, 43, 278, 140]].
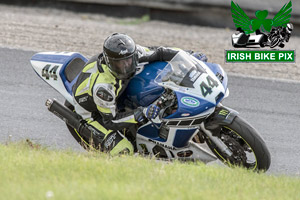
[[71, 45, 179, 155]]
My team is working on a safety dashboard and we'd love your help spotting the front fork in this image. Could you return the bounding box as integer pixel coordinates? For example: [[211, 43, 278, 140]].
[[199, 123, 233, 157], [199, 104, 239, 157]]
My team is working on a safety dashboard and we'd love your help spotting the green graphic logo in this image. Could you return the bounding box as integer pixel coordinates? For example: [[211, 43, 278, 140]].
[[181, 97, 200, 107], [226, 50, 295, 63], [227, 1, 295, 63], [231, 1, 292, 34]]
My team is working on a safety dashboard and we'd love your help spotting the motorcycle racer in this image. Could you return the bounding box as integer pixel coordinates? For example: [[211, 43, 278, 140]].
[[72, 33, 207, 155], [30, 33, 270, 170]]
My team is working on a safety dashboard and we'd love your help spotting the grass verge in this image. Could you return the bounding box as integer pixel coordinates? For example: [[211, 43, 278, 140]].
[[117, 15, 150, 25], [0, 141, 299, 200]]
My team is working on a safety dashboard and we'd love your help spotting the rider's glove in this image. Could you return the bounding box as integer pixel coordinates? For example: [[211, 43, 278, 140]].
[[143, 104, 160, 120], [192, 52, 208, 62], [133, 104, 160, 122]]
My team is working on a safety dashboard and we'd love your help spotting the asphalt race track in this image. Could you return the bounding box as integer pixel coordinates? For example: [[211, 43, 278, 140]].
[[1, 47, 300, 176]]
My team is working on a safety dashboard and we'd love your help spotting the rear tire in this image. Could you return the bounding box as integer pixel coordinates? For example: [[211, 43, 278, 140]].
[[259, 35, 267, 47], [205, 116, 271, 171]]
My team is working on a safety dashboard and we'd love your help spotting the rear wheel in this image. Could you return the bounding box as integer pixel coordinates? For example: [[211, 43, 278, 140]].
[[204, 116, 271, 171], [259, 35, 268, 47]]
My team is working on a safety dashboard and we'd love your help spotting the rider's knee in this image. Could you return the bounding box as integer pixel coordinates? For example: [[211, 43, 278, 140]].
[[102, 131, 134, 156]]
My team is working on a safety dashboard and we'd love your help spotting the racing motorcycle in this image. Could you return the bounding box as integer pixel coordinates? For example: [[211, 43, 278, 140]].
[[268, 24, 293, 48], [30, 50, 271, 171]]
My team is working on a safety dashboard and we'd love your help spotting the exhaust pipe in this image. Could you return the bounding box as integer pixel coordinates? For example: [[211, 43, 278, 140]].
[[45, 99, 83, 130], [45, 99, 105, 143]]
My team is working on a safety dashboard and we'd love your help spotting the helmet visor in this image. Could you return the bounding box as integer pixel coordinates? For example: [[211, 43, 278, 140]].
[[108, 55, 137, 80]]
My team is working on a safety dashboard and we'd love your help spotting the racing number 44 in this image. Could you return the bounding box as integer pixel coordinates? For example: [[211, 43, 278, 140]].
[[200, 75, 219, 97], [42, 64, 59, 80]]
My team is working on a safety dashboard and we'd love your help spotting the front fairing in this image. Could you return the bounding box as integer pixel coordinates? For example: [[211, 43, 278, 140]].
[[155, 51, 227, 106]]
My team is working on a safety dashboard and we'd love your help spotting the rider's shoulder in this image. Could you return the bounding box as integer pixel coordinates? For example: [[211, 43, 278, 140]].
[[82, 54, 101, 73], [136, 45, 154, 57]]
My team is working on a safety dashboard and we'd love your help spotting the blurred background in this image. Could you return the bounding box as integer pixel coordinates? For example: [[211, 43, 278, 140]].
[[2, 0, 299, 35], [0, 0, 299, 85]]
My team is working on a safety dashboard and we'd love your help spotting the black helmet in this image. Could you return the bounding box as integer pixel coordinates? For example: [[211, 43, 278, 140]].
[[103, 33, 138, 80]]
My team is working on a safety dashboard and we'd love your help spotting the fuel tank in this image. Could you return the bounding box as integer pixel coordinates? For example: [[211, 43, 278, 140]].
[[125, 61, 167, 107]]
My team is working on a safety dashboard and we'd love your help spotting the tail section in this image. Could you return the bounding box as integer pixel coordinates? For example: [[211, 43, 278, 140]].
[[30, 52, 88, 104]]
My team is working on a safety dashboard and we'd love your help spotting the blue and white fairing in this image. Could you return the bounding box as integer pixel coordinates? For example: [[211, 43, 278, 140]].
[[30, 52, 88, 104], [126, 51, 228, 119], [127, 51, 228, 156]]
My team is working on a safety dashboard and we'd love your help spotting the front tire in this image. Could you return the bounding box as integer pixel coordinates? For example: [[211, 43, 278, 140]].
[[270, 37, 280, 48], [205, 116, 271, 171]]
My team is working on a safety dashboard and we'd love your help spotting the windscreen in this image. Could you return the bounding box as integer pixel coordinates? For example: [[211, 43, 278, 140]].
[[155, 51, 206, 88]]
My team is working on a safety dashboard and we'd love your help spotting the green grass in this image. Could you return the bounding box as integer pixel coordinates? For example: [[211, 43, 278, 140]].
[[117, 15, 150, 25], [1, 141, 300, 200]]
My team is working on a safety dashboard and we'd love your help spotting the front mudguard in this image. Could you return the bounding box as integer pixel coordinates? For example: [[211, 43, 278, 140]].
[[204, 105, 239, 136]]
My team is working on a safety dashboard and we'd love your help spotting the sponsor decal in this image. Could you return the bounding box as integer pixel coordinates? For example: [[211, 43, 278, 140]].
[[104, 132, 117, 148], [148, 139, 176, 150], [181, 113, 191, 117], [189, 70, 201, 82], [226, 1, 295, 63], [78, 96, 88, 103], [219, 109, 229, 116], [181, 97, 200, 107]]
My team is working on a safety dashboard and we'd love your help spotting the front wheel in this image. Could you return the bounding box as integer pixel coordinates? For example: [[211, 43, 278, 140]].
[[270, 37, 280, 48], [204, 116, 271, 171]]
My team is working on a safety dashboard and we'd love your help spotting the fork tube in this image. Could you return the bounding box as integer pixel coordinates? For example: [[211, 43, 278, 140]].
[[199, 122, 233, 157]]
